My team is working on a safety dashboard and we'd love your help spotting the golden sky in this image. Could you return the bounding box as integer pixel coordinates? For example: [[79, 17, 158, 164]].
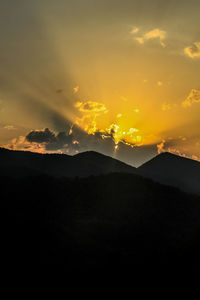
[[0, 0, 200, 166]]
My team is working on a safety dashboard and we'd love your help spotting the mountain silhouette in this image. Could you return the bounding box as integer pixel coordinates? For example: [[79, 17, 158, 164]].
[[1, 147, 200, 267], [1, 148, 200, 196], [3, 172, 200, 267], [0, 148, 137, 178], [139, 152, 200, 195]]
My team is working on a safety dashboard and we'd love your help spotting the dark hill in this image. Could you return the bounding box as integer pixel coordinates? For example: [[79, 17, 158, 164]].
[[73, 151, 137, 175], [139, 152, 200, 195], [3, 172, 200, 267], [2, 148, 200, 268], [0, 148, 137, 178]]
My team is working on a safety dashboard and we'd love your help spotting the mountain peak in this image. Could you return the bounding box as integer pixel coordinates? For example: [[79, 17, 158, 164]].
[[139, 151, 200, 195], [157, 152, 178, 158], [148, 151, 200, 165]]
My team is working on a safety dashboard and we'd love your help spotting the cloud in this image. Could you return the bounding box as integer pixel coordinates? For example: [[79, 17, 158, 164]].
[[73, 86, 79, 94], [75, 101, 108, 114], [157, 81, 163, 86], [192, 155, 200, 161], [26, 128, 56, 144], [4, 125, 16, 130], [135, 37, 145, 44], [104, 124, 141, 147], [157, 140, 165, 154], [156, 138, 200, 162], [135, 28, 167, 48], [144, 29, 166, 43], [25, 128, 79, 152], [157, 139, 186, 157], [3, 136, 47, 154], [167, 147, 187, 158], [130, 27, 139, 34], [184, 42, 200, 58], [116, 113, 122, 118], [2, 125, 157, 167], [75, 100, 143, 147], [3, 123, 200, 167], [75, 101, 108, 135], [182, 89, 200, 108]]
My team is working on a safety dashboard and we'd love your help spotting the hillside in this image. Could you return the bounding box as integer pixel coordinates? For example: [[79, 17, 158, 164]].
[[3, 172, 200, 267], [0, 148, 137, 178], [139, 152, 200, 195]]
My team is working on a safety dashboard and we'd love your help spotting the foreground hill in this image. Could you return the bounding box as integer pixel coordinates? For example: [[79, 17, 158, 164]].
[[3, 172, 200, 267], [139, 152, 200, 195], [0, 148, 137, 178]]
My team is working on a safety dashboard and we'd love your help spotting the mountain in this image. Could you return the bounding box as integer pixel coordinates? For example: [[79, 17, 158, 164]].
[[1, 147, 200, 195], [0, 148, 137, 178], [3, 172, 200, 267], [1, 147, 200, 267], [139, 152, 200, 195]]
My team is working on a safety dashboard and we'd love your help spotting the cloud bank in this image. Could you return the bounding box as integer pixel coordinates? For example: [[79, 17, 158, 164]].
[[3, 125, 200, 166]]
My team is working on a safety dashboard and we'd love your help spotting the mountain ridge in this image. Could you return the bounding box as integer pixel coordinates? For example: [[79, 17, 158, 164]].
[[0, 147, 199, 195], [0, 147, 137, 178]]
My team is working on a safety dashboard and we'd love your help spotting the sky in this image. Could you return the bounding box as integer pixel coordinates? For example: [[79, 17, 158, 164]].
[[0, 0, 200, 166]]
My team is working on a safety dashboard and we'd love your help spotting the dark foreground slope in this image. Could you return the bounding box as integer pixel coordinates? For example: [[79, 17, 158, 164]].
[[3, 173, 200, 268], [0, 148, 137, 178], [139, 152, 200, 195]]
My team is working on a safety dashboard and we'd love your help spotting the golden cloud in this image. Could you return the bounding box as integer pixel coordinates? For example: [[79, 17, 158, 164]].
[[75, 101, 108, 114], [130, 27, 139, 34], [135, 37, 145, 44], [73, 86, 79, 94], [157, 140, 165, 154], [105, 123, 142, 147], [116, 113, 122, 118], [135, 28, 167, 48], [182, 89, 200, 108], [184, 42, 200, 58], [75, 101, 108, 135], [3, 135, 47, 154], [156, 138, 200, 162]]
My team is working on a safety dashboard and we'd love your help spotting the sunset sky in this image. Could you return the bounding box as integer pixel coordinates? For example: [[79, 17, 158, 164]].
[[0, 0, 200, 166]]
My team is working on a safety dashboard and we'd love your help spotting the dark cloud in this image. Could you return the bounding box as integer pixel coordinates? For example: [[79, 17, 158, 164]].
[[26, 128, 56, 144], [26, 128, 79, 152]]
